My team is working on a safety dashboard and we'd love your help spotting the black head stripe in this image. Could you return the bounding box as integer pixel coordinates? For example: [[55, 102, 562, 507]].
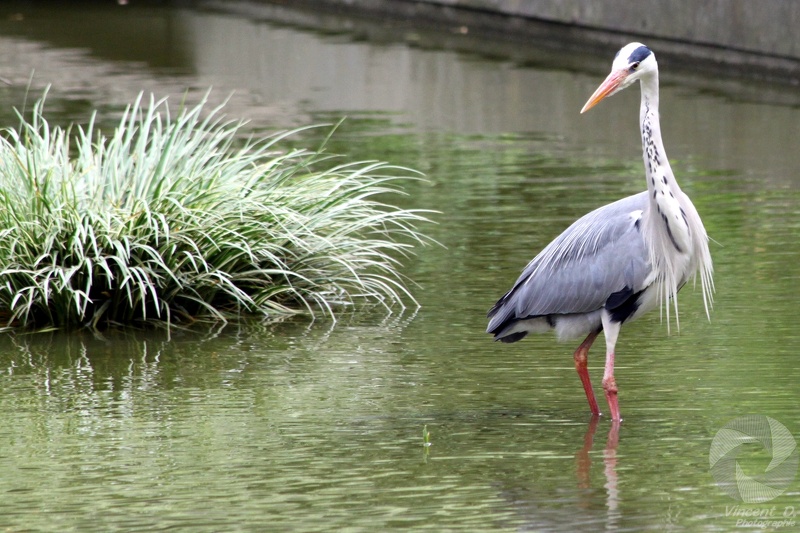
[[627, 45, 652, 64]]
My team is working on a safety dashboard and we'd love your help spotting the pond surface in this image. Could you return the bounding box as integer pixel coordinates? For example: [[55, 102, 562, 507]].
[[1, 2, 800, 531]]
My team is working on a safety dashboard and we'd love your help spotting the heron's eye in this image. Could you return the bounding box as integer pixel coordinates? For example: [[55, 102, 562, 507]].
[[630, 62, 640, 72]]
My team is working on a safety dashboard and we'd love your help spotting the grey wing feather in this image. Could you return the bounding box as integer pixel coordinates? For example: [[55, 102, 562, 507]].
[[487, 192, 651, 332]]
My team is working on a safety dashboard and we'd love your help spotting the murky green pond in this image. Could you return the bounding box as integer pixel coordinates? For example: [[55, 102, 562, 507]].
[[1, 2, 799, 531]]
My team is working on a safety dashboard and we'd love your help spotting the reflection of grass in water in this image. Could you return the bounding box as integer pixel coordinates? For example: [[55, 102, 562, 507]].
[[0, 93, 433, 329]]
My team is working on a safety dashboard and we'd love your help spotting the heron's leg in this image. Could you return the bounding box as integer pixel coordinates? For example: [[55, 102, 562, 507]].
[[600, 312, 622, 421], [573, 329, 601, 416]]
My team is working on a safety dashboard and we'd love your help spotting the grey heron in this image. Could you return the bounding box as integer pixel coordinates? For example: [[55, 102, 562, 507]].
[[486, 43, 714, 421]]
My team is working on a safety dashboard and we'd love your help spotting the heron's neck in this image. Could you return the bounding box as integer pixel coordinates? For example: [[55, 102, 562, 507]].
[[637, 68, 714, 330], [639, 73, 691, 254], [639, 75, 674, 190]]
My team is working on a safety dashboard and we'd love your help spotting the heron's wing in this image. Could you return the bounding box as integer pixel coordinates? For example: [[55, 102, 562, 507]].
[[488, 192, 651, 331]]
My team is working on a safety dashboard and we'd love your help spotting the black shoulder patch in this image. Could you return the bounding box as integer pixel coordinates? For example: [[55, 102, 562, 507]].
[[606, 286, 645, 324], [606, 286, 633, 310], [628, 45, 652, 64]]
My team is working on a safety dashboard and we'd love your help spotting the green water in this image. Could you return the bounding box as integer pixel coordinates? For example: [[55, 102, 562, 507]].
[[1, 2, 800, 531]]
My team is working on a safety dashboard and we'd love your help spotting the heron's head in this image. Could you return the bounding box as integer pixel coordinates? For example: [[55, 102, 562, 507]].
[[580, 43, 656, 113]]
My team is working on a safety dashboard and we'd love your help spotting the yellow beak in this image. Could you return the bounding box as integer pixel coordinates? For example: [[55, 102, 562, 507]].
[[580, 69, 629, 114]]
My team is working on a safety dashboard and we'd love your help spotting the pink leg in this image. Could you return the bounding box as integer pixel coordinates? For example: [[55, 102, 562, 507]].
[[600, 314, 622, 422], [573, 329, 601, 416], [602, 363, 621, 422]]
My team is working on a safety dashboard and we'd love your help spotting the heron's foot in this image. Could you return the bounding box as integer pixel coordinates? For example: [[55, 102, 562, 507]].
[[602, 375, 622, 422]]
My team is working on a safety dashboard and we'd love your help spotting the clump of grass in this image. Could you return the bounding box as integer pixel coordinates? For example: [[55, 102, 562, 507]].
[[0, 93, 432, 329]]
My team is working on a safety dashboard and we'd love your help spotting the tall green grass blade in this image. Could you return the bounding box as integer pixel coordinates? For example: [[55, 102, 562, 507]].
[[0, 93, 434, 329]]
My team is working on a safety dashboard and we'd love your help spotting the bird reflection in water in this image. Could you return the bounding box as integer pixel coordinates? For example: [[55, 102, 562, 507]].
[[576, 418, 621, 528], [491, 417, 624, 531]]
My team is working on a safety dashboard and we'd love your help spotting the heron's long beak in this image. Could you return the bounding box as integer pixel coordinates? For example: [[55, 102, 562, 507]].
[[580, 69, 628, 114]]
